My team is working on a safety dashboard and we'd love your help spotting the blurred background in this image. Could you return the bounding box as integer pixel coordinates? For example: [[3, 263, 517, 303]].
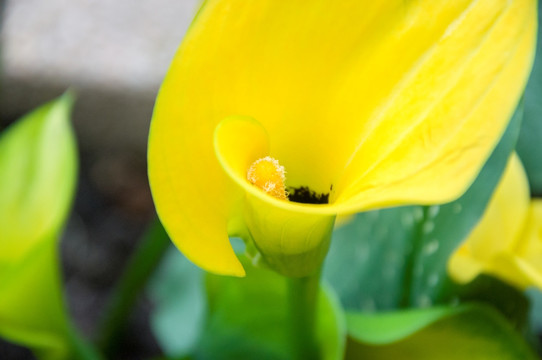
[[0, 0, 199, 358]]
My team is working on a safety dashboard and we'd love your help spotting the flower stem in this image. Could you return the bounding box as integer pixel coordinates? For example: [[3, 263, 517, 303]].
[[66, 325, 103, 360], [287, 270, 321, 360], [95, 219, 170, 354]]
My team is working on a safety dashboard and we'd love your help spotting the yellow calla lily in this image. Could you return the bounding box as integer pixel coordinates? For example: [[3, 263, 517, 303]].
[[148, 0, 536, 277], [449, 153, 542, 290]]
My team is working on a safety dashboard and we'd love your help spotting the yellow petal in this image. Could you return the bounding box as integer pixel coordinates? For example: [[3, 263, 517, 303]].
[[448, 153, 531, 285], [513, 200, 542, 287], [333, 0, 536, 209], [148, 112, 247, 276], [149, 0, 536, 276], [447, 246, 485, 284], [484, 254, 542, 290]]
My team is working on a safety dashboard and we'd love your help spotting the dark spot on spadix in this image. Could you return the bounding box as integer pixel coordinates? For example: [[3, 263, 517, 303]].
[[287, 186, 330, 204]]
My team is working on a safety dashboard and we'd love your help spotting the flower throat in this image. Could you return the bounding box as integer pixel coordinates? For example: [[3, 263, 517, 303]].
[[247, 157, 329, 204]]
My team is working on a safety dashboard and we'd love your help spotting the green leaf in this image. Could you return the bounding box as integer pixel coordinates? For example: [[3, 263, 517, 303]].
[[317, 284, 346, 360], [408, 104, 524, 305], [324, 103, 523, 312], [324, 205, 418, 311], [527, 288, 542, 333], [148, 246, 207, 358], [0, 238, 69, 359], [148, 246, 346, 360], [453, 275, 530, 331], [346, 306, 458, 345], [345, 304, 538, 360], [197, 257, 345, 360], [0, 92, 78, 263], [518, 6, 542, 196], [526, 288, 542, 353], [0, 93, 78, 359]]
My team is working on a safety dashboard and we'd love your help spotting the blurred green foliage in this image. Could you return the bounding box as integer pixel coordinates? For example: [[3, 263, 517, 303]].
[[0, 94, 78, 359], [345, 304, 537, 360], [149, 252, 345, 360]]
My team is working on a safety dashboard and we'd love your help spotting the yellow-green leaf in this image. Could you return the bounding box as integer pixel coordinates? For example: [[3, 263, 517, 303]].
[[346, 304, 538, 359], [0, 93, 77, 359]]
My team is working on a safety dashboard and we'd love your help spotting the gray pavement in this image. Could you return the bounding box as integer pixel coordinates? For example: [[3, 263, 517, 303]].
[[1, 0, 200, 156]]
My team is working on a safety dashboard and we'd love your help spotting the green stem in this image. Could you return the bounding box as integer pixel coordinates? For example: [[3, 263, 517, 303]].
[[287, 270, 321, 360], [66, 324, 103, 360], [95, 219, 170, 353], [50, 236, 103, 359]]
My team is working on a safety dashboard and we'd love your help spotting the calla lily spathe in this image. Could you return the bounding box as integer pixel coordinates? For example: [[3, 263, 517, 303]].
[[449, 154, 542, 290], [149, 0, 536, 277]]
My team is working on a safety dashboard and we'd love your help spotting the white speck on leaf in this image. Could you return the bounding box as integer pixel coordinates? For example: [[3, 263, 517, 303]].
[[428, 205, 440, 218], [357, 244, 370, 262], [423, 221, 435, 234], [413, 207, 424, 221], [401, 212, 414, 227], [417, 295, 432, 308], [368, 210, 380, 221], [423, 240, 440, 256], [452, 203, 462, 214], [428, 273, 439, 287]]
